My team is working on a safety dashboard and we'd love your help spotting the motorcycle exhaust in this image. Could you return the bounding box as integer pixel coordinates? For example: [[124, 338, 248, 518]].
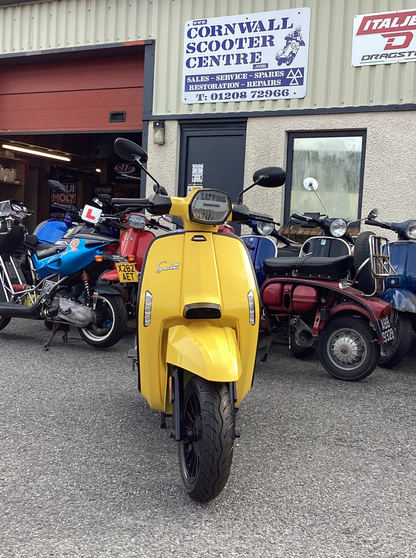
[[0, 300, 41, 319]]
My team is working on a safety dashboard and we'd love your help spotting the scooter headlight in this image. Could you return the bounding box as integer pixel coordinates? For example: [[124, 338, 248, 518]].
[[127, 213, 146, 230], [257, 221, 275, 236], [189, 190, 231, 225], [405, 220, 416, 239], [329, 218, 347, 238]]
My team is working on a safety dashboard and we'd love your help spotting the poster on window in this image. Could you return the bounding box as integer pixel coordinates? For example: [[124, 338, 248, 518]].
[[182, 8, 310, 104], [352, 9, 416, 66]]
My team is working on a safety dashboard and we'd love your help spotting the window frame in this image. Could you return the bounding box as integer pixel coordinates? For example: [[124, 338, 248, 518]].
[[284, 130, 367, 224]]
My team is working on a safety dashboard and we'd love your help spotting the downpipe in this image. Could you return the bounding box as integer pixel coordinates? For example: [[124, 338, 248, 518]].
[[0, 299, 42, 319]]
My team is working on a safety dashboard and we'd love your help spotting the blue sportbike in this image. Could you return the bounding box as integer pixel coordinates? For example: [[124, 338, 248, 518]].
[[0, 199, 128, 349]]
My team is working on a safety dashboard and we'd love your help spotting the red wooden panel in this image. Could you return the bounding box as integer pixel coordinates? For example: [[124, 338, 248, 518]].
[[0, 54, 144, 132]]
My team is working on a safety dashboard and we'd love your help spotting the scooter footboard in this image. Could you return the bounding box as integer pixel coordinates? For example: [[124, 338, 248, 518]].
[[167, 322, 242, 383]]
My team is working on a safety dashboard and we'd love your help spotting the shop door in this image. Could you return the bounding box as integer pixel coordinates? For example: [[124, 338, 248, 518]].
[[179, 122, 247, 204], [0, 53, 144, 133]]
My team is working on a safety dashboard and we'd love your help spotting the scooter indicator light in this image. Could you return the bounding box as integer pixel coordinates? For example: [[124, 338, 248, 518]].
[[127, 255, 136, 263], [95, 255, 104, 262], [144, 291, 153, 327], [248, 290, 255, 325]]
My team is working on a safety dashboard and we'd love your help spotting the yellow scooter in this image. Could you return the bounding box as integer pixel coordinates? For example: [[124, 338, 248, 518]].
[[112, 138, 285, 502]]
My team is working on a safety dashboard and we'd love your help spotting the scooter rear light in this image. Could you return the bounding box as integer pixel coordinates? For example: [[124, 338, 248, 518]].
[[144, 291, 153, 327], [380, 303, 391, 317], [127, 255, 136, 263], [104, 243, 118, 255]]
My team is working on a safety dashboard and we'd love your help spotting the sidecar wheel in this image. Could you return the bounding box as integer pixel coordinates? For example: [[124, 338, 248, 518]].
[[178, 377, 234, 503], [78, 294, 127, 348], [318, 316, 379, 381], [290, 336, 316, 359], [379, 313, 413, 368]]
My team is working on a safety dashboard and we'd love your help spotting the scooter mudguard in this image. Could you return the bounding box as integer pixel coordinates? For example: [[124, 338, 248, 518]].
[[379, 288, 416, 313], [137, 231, 260, 412], [166, 323, 241, 382]]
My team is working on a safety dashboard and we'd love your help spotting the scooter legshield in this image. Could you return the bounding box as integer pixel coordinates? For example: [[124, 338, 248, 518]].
[[166, 322, 241, 382]]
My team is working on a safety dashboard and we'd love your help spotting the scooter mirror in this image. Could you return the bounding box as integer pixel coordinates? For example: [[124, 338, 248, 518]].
[[114, 138, 148, 164], [48, 180, 67, 194], [303, 177, 318, 191], [252, 167, 286, 187], [368, 208, 378, 219]]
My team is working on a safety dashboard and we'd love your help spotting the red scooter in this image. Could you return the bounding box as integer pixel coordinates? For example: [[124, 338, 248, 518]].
[[100, 211, 171, 316]]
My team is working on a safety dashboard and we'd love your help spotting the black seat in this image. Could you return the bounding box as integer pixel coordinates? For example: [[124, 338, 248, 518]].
[[263, 254, 354, 280], [34, 243, 66, 260]]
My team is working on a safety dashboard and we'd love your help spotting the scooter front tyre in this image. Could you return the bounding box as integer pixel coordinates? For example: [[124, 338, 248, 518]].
[[78, 294, 128, 348], [178, 377, 234, 503], [318, 316, 379, 381]]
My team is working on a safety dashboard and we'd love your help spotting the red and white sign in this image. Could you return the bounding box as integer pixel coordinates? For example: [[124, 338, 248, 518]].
[[50, 182, 77, 204], [81, 204, 102, 224], [114, 163, 136, 174], [352, 9, 416, 66]]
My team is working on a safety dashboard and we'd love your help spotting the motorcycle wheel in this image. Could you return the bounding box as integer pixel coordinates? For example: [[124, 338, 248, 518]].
[[78, 294, 128, 349], [379, 313, 413, 368], [0, 286, 11, 331], [178, 376, 234, 503], [290, 333, 315, 358], [353, 231, 377, 295], [318, 316, 379, 381], [0, 316, 11, 331]]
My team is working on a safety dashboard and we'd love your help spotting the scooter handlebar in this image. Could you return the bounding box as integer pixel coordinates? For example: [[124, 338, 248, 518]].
[[112, 197, 150, 208]]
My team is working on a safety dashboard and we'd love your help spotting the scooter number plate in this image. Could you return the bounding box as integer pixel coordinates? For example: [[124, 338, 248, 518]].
[[116, 262, 138, 283], [379, 316, 395, 343]]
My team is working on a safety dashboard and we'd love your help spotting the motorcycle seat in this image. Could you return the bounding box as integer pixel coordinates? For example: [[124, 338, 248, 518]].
[[263, 254, 354, 280], [35, 243, 66, 260]]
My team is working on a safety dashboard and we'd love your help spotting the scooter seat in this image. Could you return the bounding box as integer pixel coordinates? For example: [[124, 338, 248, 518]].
[[263, 254, 354, 280], [35, 243, 66, 260]]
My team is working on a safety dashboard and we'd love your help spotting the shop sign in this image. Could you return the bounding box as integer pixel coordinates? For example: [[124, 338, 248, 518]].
[[182, 8, 310, 104], [114, 163, 136, 174], [51, 182, 76, 205], [352, 9, 416, 66]]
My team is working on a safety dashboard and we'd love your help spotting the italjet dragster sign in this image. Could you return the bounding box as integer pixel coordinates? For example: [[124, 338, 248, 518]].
[[182, 8, 310, 104], [352, 9, 416, 66]]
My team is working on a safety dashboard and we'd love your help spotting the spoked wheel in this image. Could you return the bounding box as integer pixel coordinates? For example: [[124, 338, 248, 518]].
[[379, 312, 413, 368], [178, 376, 234, 503], [78, 294, 127, 348], [318, 316, 379, 381]]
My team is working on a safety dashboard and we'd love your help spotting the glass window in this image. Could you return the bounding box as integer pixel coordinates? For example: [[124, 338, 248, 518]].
[[284, 131, 366, 223]]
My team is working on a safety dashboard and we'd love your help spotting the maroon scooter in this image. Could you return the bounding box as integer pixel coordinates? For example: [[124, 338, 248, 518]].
[[258, 250, 395, 381]]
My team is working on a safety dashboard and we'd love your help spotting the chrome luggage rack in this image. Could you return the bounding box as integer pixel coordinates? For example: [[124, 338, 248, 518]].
[[352, 235, 397, 297]]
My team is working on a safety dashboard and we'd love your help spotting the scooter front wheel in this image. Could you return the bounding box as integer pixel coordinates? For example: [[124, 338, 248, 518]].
[[318, 316, 379, 381], [178, 377, 234, 503], [78, 294, 128, 349]]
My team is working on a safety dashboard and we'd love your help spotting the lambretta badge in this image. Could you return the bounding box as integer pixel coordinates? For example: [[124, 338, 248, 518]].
[[156, 261, 180, 273]]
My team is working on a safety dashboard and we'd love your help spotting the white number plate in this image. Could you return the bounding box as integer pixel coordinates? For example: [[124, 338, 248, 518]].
[[379, 316, 395, 343]]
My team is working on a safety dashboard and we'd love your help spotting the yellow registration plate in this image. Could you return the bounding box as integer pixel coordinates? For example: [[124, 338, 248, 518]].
[[116, 262, 138, 282]]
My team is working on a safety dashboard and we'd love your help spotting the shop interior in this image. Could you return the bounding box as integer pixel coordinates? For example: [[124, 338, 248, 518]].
[[0, 132, 142, 233]]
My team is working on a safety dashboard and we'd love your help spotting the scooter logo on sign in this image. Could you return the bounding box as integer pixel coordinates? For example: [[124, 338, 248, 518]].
[[156, 261, 180, 273]]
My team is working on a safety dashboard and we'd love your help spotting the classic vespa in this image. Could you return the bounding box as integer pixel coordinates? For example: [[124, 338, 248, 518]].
[[112, 138, 285, 502]]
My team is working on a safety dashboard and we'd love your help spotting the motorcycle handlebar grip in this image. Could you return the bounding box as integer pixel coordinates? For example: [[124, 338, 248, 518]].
[[291, 212, 309, 221], [112, 198, 150, 207]]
